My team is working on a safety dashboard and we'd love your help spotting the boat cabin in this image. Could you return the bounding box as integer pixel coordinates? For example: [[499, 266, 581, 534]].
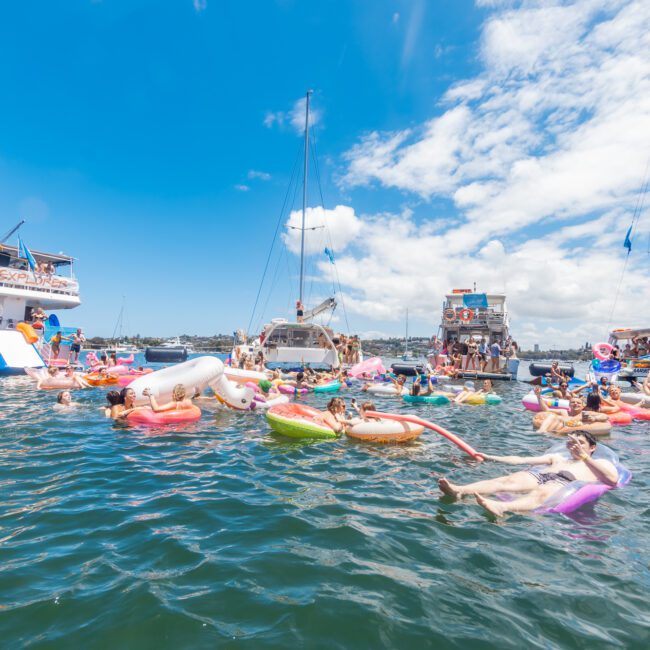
[[260, 319, 340, 368], [0, 245, 79, 329], [439, 290, 510, 344], [608, 328, 650, 380]]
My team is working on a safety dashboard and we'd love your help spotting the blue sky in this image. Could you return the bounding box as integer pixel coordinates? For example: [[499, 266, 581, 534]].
[[1, 1, 649, 346]]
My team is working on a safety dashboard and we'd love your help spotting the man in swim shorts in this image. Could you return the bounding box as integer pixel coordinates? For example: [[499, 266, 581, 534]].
[[438, 431, 618, 516], [70, 328, 85, 363]]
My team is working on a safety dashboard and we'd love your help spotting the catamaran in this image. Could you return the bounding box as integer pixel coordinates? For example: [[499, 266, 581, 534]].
[[231, 92, 358, 370]]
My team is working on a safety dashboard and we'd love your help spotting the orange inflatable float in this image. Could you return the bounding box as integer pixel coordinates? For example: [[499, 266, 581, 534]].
[[83, 373, 119, 386], [16, 322, 39, 344]]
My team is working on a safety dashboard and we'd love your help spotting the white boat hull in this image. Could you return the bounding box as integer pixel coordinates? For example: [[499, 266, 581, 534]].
[[0, 330, 45, 375]]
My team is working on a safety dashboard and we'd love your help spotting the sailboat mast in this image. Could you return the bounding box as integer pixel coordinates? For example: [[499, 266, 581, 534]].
[[299, 89, 312, 305], [405, 308, 409, 355]]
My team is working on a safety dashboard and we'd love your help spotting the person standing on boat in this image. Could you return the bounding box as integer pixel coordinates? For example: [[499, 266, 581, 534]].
[[478, 338, 488, 372], [489, 339, 502, 373], [459, 338, 469, 370], [296, 300, 304, 323], [466, 337, 478, 372], [70, 328, 85, 364]]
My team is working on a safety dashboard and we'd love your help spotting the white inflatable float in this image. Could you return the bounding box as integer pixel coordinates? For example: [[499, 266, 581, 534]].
[[365, 384, 408, 396], [620, 392, 650, 408], [129, 356, 255, 410], [224, 367, 269, 385]]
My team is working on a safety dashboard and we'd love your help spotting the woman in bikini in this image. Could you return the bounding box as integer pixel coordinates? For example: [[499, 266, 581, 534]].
[[142, 384, 193, 412], [319, 397, 351, 433]]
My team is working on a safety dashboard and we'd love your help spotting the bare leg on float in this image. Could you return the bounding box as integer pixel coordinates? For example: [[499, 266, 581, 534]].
[[475, 488, 555, 516], [439, 471, 538, 498]]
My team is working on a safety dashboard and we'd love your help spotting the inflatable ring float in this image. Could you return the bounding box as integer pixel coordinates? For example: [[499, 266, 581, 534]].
[[592, 342, 614, 361], [346, 419, 424, 443], [126, 405, 202, 425], [313, 380, 341, 393], [266, 403, 338, 439], [464, 393, 502, 405], [83, 373, 119, 386], [443, 308, 456, 321], [403, 393, 450, 405]]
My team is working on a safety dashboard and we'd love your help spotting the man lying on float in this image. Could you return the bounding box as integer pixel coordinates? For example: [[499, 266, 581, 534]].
[[438, 431, 618, 516]]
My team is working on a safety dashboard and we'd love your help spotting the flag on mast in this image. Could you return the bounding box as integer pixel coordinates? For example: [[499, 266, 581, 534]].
[[18, 236, 37, 270], [324, 247, 335, 264], [623, 225, 633, 253]]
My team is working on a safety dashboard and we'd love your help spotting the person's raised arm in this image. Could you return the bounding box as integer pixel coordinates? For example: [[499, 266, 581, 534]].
[[480, 452, 555, 465], [568, 438, 618, 486], [143, 388, 175, 412], [534, 386, 550, 412]]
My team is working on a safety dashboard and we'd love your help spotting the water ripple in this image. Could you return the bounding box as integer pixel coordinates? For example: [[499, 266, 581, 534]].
[[1, 362, 649, 647]]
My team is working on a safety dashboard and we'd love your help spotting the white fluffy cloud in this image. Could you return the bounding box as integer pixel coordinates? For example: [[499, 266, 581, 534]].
[[283, 205, 362, 256], [264, 95, 322, 134], [335, 0, 650, 348]]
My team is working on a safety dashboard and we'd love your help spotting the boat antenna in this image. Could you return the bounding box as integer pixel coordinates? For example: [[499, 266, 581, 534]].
[[299, 89, 312, 306], [0, 220, 25, 246]]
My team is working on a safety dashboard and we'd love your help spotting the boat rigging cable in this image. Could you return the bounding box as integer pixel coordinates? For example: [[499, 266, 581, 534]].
[[607, 157, 650, 331], [309, 129, 352, 333], [246, 142, 302, 337]]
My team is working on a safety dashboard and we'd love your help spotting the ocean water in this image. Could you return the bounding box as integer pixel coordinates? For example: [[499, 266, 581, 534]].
[[1, 357, 649, 648]]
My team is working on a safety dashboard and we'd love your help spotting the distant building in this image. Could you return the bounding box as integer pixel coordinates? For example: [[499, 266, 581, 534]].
[[534, 343, 540, 352]]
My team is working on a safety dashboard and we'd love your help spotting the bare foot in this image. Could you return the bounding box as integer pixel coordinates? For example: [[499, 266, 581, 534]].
[[438, 478, 463, 498], [475, 493, 504, 516]]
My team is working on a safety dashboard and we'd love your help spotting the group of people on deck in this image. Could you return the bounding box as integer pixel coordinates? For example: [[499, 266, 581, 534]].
[[429, 335, 518, 374]]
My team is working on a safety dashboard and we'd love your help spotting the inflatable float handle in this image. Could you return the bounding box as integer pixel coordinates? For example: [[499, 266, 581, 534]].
[[364, 411, 483, 461]]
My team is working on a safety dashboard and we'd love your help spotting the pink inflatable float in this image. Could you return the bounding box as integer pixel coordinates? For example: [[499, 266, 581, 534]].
[[126, 405, 202, 425], [348, 357, 386, 379]]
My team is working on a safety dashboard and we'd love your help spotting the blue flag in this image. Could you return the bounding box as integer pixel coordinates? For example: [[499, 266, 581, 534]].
[[18, 236, 37, 270], [623, 225, 632, 253], [324, 247, 335, 264]]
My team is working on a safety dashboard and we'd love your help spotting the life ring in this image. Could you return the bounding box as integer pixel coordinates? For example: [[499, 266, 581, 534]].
[[443, 308, 456, 321], [458, 308, 474, 322], [592, 342, 613, 361]]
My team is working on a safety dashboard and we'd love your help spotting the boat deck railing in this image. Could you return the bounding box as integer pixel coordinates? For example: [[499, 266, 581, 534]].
[[0, 268, 79, 298]]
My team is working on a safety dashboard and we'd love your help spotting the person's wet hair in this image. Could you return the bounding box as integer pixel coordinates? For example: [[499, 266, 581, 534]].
[[585, 392, 601, 411], [573, 430, 598, 448], [106, 390, 122, 406], [327, 397, 345, 413]]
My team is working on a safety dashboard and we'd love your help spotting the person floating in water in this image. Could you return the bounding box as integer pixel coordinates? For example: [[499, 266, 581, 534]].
[[438, 431, 618, 516]]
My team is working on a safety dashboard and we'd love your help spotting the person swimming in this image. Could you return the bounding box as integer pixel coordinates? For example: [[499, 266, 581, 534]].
[[319, 397, 351, 433], [142, 384, 193, 412], [532, 386, 608, 433], [438, 430, 618, 516], [54, 390, 79, 410], [111, 387, 144, 420]]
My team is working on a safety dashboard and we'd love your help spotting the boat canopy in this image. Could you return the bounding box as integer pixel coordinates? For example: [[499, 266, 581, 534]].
[[609, 328, 650, 341], [0, 244, 75, 267]]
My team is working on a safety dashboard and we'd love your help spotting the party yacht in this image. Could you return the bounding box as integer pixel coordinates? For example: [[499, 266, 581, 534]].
[[437, 288, 519, 380], [0, 225, 81, 374]]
